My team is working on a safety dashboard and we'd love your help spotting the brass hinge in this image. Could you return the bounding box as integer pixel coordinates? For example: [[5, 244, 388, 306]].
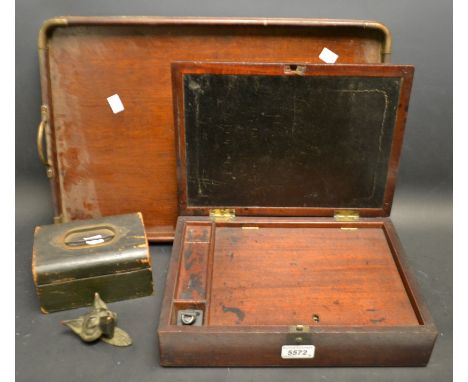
[[334, 210, 359, 222], [209, 208, 235, 221]]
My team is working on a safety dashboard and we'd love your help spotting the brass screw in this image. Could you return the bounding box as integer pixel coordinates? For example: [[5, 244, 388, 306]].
[[46, 167, 54, 178]]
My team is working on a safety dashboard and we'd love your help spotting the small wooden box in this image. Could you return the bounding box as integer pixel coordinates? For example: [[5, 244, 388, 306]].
[[157, 63, 437, 366], [32, 213, 153, 313]]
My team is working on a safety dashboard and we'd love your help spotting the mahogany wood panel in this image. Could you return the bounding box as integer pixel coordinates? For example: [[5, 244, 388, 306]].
[[175, 225, 211, 300], [159, 328, 437, 367], [158, 216, 437, 366], [209, 226, 419, 326], [39, 17, 390, 241]]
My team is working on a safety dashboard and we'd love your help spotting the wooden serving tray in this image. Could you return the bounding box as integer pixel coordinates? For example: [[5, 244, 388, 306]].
[[37, 17, 391, 241], [157, 62, 437, 366], [158, 217, 437, 366]]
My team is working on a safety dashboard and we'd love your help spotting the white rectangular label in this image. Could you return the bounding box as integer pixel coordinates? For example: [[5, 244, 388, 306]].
[[281, 345, 315, 359], [319, 47, 339, 64], [107, 94, 125, 114]]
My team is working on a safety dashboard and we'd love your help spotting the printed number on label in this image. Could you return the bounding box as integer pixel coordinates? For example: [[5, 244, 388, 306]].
[[281, 345, 315, 359]]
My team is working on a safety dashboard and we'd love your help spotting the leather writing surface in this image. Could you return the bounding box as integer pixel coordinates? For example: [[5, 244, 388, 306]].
[[183, 74, 401, 208]]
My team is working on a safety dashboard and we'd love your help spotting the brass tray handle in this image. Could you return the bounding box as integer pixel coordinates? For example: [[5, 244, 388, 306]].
[[37, 105, 53, 177]]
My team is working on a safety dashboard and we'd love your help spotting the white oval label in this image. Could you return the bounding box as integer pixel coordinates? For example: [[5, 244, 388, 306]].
[[281, 345, 315, 359]]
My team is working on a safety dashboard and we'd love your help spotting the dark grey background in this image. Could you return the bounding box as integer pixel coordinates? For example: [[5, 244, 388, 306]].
[[16, 0, 452, 381]]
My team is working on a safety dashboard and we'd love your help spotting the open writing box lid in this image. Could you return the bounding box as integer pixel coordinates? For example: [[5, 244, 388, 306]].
[[38, 17, 392, 241], [172, 62, 414, 217]]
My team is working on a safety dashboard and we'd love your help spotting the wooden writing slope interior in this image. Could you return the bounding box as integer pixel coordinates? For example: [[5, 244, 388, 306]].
[[172, 219, 420, 328], [173, 63, 414, 217], [158, 62, 437, 367]]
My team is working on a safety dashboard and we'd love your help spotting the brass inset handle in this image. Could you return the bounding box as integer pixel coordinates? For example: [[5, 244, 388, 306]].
[[64, 227, 116, 248], [37, 105, 53, 177]]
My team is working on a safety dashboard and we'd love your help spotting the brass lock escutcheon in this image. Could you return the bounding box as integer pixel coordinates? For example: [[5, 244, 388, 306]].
[[287, 325, 312, 345]]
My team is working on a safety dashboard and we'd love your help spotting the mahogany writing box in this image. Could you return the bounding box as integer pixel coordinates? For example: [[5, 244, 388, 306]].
[[37, 16, 391, 241], [157, 62, 438, 366]]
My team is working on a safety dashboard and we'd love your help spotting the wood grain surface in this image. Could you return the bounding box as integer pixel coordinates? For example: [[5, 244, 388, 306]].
[[40, 18, 389, 240], [209, 226, 419, 326]]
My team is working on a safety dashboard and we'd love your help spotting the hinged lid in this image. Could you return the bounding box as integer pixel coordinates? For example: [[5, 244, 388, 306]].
[[37, 16, 392, 241], [173, 62, 414, 218]]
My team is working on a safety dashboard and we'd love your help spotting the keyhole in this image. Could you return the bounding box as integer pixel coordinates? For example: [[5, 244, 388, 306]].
[[284, 64, 305, 75]]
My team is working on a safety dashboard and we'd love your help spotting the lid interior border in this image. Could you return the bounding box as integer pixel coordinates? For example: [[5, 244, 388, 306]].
[[173, 62, 414, 218]]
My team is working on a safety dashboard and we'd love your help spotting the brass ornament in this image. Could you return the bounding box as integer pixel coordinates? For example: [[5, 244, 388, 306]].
[[62, 293, 132, 347]]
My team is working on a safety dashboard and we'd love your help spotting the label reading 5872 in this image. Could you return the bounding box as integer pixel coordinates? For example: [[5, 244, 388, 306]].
[[281, 345, 315, 359]]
